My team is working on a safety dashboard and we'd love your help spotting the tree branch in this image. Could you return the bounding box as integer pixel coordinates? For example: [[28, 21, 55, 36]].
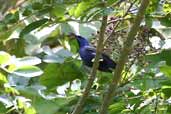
[[99, 0, 150, 114], [71, 4, 108, 114]]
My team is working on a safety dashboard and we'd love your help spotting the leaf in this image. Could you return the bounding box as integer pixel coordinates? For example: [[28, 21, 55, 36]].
[[161, 85, 171, 98], [51, 4, 66, 17], [43, 55, 65, 63], [146, 0, 160, 14], [43, 47, 73, 64], [18, 86, 72, 114], [0, 72, 7, 84], [109, 101, 125, 114], [20, 18, 48, 38], [74, 2, 90, 18], [69, 1, 97, 18], [107, 0, 117, 5], [145, 49, 171, 66], [0, 51, 11, 65], [0, 26, 16, 41], [4, 11, 19, 24], [163, 2, 171, 13], [18, 56, 41, 66], [0, 21, 7, 31], [160, 65, 171, 79], [60, 23, 74, 34], [5, 38, 26, 57], [40, 62, 84, 90], [159, 14, 171, 27], [32, 2, 43, 10], [25, 106, 37, 114], [0, 102, 7, 113], [12, 66, 43, 77]]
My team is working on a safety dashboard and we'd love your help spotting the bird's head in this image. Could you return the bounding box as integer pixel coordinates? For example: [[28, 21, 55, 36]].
[[68, 33, 89, 47]]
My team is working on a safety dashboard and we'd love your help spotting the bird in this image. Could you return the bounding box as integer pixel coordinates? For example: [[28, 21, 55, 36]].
[[69, 33, 116, 73]]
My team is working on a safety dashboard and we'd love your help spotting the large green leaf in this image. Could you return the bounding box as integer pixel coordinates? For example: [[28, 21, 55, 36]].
[[12, 66, 43, 77], [20, 18, 48, 38], [40, 62, 84, 90]]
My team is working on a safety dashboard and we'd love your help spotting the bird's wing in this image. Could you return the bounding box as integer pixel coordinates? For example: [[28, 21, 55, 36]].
[[84, 46, 104, 62], [84, 46, 96, 52]]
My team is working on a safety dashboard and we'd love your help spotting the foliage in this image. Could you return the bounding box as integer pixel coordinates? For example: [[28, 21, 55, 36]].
[[0, 0, 171, 114]]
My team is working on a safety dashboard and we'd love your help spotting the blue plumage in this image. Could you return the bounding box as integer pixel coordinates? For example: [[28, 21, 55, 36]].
[[72, 34, 116, 72]]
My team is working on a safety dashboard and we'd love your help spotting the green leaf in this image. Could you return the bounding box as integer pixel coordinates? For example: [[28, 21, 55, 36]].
[[107, 0, 117, 5], [32, 2, 43, 10], [69, 1, 98, 18], [159, 14, 171, 27], [5, 38, 26, 57], [0, 72, 7, 84], [43, 47, 72, 63], [4, 11, 19, 24], [18, 86, 72, 114], [12, 65, 43, 77], [161, 85, 171, 98], [109, 101, 125, 114], [22, 7, 33, 16], [0, 102, 7, 113], [40, 62, 84, 89], [145, 49, 171, 66], [74, 2, 90, 18], [25, 106, 37, 114], [0, 51, 11, 65], [160, 65, 171, 79], [0, 26, 16, 41], [51, 4, 66, 17], [0, 21, 7, 31], [18, 56, 41, 66], [20, 18, 48, 38], [146, 0, 160, 14], [163, 2, 171, 13]]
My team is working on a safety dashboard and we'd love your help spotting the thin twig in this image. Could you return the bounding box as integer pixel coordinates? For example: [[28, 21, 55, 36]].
[[71, 3, 108, 114], [99, 0, 150, 114], [104, 0, 137, 45]]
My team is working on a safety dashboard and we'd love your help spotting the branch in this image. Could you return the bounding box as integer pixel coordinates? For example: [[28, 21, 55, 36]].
[[71, 4, 108, 114], [104, 0, 137, 45], [99, 0, 150, 114]]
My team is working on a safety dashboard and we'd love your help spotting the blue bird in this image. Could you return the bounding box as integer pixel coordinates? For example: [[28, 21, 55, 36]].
[[70, 33, 116, 72]]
